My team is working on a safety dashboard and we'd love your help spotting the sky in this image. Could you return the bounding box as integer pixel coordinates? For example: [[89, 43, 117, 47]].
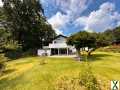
[[1, 0, 120, 36], [41, 0, 120, 35]]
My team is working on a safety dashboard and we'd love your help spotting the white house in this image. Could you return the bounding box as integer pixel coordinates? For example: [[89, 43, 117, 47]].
[[38, 35, 76, 56]]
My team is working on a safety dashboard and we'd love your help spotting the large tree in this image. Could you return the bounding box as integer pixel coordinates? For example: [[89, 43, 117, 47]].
[[0, 7, 11, 52], [67, 31, 96, 56], [2, 0, 56, 51]]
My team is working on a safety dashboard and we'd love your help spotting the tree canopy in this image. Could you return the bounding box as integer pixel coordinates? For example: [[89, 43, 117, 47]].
[[2, 0, 56, 51], [67, 31, 96, 56]]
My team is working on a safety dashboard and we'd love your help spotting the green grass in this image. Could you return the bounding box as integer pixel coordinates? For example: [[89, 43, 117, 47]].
[[0, 51, 120, 90]]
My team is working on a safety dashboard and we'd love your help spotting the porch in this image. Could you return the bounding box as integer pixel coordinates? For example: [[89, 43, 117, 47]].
[[50, 48, 71, 55]]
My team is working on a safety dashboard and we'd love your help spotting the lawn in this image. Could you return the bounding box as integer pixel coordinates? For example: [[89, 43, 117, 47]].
[[0, 51, 120, 90]]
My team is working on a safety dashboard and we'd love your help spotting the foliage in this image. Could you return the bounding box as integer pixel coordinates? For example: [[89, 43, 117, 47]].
[[55, 63, 100, 90], [67, 28, 120, 56], [2, 0, 56, 51], [4, 48, 23, 60], [67, 31, 96, 56], [39, 58, 47, 65], [96, 32, 113, 48], [112, 27, 120, 41], [55, 75, 83, 90], [95, 27, 120, 48], [0, 7, 12, 52], [79, 63, 100, 90], [97, 45, 120, 53]]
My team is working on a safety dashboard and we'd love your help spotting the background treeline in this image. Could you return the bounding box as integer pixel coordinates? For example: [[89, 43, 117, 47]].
[[67, 27, 120, 56]]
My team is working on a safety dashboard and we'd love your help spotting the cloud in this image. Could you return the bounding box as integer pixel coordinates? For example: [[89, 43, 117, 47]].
[[54, 0, 92, 18], [42, 1, 120, 34], [42, 0, 92, 34], [0, 0, 3, 7], [48, 12, 69, 35], [75, 2, 120, 32]]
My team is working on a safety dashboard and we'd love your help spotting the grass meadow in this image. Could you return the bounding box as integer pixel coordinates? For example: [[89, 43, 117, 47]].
[[0, 51, 120, 90]]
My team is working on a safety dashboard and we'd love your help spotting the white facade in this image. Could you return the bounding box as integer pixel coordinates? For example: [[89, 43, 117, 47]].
[[38, 35, 76, 56]]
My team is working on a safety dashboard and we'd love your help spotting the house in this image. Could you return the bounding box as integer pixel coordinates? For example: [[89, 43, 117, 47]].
[[38, 35, 76, 56]]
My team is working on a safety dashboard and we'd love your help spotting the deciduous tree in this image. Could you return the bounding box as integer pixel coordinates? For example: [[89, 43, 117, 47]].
[[2, 0, 56, 51]]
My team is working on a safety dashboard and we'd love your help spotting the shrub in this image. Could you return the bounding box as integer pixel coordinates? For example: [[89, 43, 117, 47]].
[[4, 48, 37, 60], [4, 48, 23, 60], [79, 63, 100, 90], [39, 58, 47, 65], [55, 63, 101, 90], [55, 75, 84, 90]]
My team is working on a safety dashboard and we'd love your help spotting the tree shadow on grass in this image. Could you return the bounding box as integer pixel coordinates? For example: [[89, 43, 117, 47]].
[[87, 53, 113, 62], [3, 69, 16, 75], [0, 70, 24, 89]]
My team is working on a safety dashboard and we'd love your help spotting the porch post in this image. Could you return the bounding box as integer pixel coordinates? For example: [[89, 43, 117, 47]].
[[67, 48, 69, 55], [50, 48, 51, 56], [58, 48, 60, 55]]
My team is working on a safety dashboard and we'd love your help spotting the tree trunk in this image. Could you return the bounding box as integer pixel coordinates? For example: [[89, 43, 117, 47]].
[[88, 51, 91, 56], [76, 49, 80, 57], [88, 48, 95, 56], [76, 49, 82, 60]]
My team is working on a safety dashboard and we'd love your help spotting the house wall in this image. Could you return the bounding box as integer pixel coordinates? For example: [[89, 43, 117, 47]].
[[53, 37, 66, 44]]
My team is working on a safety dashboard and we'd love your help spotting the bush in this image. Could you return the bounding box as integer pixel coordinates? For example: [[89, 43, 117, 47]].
[[4, 48, 37, 60], [55, 63, 101, 90], [4, 48, 23, 60], [39, 58, 47, 65], [55, 75, 84, 90], [79, 63, 100, 90]]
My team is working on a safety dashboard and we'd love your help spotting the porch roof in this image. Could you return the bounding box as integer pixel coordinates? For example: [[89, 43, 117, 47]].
[[43, 43, 71, 49]]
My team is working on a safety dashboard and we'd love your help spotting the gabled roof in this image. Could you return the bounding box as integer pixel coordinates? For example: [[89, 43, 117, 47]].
[[53, 34, 68, 40]]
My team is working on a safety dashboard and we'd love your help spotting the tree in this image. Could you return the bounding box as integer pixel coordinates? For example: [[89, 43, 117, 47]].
[[0, 7, 7, 73], [67, 31, 96, 56], [95, 32, 113, 48], [0, 7, 11, 52], [113, 27, 120, 42], [2, 0, 56, 51]]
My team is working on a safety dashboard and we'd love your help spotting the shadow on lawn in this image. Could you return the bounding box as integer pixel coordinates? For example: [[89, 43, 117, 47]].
[[3, 69, 16, 75], [0, 70, 24, 89], [87, 53, 112, 62]]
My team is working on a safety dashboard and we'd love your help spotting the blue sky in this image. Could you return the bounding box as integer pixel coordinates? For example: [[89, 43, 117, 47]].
[[41, 0, 120, 36], [1, 0, 120, 36]]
